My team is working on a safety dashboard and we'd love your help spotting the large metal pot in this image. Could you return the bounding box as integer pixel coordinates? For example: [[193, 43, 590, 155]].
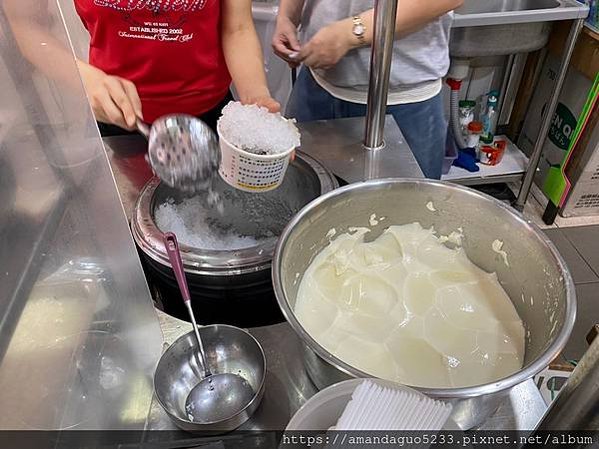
[[272, 179, 576, 429], [132, 151, 337, 327]]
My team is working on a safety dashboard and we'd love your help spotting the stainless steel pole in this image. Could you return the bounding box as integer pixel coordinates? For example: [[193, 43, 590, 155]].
[[364, 0, 399, 150], [514, 19, 584, 211], [532, 337, 599, 432], [497, 54, 515, 125]]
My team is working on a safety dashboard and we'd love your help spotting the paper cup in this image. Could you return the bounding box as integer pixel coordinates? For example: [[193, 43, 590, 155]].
[[217, 124, 295, 193]]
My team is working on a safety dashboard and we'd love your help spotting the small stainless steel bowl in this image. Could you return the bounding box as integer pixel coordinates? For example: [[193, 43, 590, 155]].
[[154, 325, 266, 433]]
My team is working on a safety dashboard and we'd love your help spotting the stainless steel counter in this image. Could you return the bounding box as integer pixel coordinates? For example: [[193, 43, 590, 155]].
[[147, 313, 318, 431], [103, 119, 547, 434], [147, 312, 548, 432], [103, 135, 155, 220], [297, 116, 424, 183]]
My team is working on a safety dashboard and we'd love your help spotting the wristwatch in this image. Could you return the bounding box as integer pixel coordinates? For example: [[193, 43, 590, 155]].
[[352, 16, 366, 45]]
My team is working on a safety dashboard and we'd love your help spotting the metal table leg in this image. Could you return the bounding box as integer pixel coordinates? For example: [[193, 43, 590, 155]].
[[514, 19, 585, 212]]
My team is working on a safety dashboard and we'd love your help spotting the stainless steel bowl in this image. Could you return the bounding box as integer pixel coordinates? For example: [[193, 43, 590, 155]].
[[132, 151, 338, 327], [132, 151, 338, 277], [154, 325, 266, 433], [272, 179, 576, 429]]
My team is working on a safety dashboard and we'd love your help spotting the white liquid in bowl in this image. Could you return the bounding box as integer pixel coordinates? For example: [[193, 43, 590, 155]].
[[295, 223, 525, 389]]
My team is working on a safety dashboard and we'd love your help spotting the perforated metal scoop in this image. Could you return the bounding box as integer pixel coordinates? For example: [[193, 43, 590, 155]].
[[137, 115, 221, 193]]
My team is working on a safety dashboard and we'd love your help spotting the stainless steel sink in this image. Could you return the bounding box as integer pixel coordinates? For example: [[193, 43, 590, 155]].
[[450, 0, 589, 57], [458, 0, 559, 15]]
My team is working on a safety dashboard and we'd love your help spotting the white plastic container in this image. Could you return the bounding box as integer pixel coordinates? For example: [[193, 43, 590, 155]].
[[217, 123, 295, 193], [285, 379, 457, 431]]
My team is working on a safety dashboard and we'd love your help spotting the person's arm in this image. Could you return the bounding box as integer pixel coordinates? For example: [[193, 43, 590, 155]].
[[271, 0, 305, 66], [3, 0, 141, 129], [222, 0, 280, 113], [3, 0, 75, 85], [299, 0, 463, 69]]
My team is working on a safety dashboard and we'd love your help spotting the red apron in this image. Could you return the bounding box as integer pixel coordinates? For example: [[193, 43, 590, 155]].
[[75, 0, 232, 122]]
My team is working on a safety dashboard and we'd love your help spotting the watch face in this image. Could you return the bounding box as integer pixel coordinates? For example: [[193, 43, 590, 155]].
[[354, 24, 365, 36]]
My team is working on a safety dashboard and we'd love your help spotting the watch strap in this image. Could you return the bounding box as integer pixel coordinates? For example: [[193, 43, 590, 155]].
[[352, 16, 366, 44]]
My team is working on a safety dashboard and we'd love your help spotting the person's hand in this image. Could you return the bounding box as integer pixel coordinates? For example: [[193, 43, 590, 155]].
[[298, 20, 354, 70], [240, 90, 292, 158], [254, 96, 281, 113], [77, 61, 142, 130], [272, 16, 301, 68], [241, 93, 281, 113]]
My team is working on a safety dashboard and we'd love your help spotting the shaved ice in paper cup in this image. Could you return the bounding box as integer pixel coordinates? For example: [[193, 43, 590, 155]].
[[217, 102, 300, 193]]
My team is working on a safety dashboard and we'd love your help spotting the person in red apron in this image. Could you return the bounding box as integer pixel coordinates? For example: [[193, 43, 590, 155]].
[[6, 0, 278, 135], [76, 0, 279, 134]]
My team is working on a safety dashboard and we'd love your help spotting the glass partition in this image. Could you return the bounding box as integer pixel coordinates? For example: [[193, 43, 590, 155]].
[[0, 0, 163, 430]]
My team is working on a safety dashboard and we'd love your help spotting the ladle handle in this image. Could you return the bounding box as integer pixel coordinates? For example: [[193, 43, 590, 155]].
[[164, 233, 191, 303], [136, 118, 151, 139], [163, 232, 211, 377]]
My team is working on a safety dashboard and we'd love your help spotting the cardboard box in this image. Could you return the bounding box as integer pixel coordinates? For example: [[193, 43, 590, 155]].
[[517, 54, 593, 185], [562, 121, 599, 217]]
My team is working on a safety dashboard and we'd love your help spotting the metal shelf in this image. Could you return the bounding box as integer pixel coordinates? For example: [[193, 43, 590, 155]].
[[442, 135, 529, 186]]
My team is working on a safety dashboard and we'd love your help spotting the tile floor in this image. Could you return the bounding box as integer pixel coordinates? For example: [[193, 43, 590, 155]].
[[515, 184, 599, 361], [543, 228, 599, 361]]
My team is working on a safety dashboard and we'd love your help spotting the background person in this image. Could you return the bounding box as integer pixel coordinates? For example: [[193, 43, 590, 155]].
[[272, 0, 463, 179]]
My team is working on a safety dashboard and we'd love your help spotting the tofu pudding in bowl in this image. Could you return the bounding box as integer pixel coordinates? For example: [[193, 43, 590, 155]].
[[272, 179, 576, 429], [295, 223, 525, 389]]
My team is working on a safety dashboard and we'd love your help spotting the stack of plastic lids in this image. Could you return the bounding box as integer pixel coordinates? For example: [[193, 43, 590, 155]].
[[334, 380, 452, 431]]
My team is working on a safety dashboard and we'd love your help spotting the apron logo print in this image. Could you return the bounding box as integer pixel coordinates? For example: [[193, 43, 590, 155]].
[[119, 28, 194, 42], [94, 0, 207, 13]]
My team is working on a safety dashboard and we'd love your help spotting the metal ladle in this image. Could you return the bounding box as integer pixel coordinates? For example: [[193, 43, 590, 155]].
[[163, 232, 255, 423], [138, 116, 221, 194]]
